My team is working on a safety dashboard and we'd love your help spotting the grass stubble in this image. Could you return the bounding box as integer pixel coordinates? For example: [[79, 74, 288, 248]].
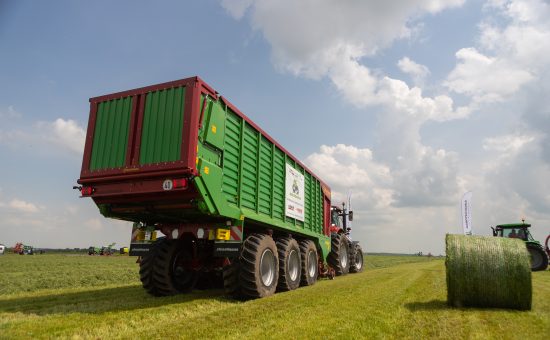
[[0, 253, 548, 339]]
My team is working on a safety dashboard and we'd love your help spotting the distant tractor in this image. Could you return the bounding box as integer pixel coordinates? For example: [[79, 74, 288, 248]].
[[491, 221, 549, 271], [13, 243, 34, 255], [88, 246, 101, 255], [328, 204, 364, 275], [100, 243, 117, 255]]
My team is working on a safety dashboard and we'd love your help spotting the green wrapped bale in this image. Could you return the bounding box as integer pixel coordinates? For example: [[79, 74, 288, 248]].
[[446, 234, 531, 310]]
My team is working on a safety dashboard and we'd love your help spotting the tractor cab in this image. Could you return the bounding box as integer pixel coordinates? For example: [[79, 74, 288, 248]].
[[491, 223, 535, 242], [330, 204, 353, 234], [491, 220, 548, 271], [331, 206, 343, 229]]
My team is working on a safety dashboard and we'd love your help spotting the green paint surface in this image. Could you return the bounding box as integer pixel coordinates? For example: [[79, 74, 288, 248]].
[[90, 97, 132, 171], [139, 87, 185, 165]]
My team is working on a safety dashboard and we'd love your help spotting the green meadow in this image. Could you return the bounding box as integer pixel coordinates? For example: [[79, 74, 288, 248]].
[[0, 254, 548, 339]]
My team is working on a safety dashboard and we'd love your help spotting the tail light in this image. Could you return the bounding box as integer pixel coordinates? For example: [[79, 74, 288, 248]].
[[81, 186, 94, 196], [162, 178, 188, 191], [172, 178, 188, 188]]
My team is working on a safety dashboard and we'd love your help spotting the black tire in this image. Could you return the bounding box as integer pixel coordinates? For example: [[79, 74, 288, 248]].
[[276, 237, 301, 291], [527, 244, 549, 271], [139, 237, 199, 296], [299, 239, 318, 286], [328, 233, 350, 276], [349, 243, 364, 273], [239, 234, 279, 299], [223, 259, 241, 297]]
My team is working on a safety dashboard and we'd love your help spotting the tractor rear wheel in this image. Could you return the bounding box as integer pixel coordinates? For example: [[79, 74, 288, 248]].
[[299, 239, 318, 286], [238, 233, 279, 299], [139, 237, 199, 296], [276, 237, 301, 291], [349, 243, 364, 273], [328, 233, 350, 276], [527, 244, 549, 271]]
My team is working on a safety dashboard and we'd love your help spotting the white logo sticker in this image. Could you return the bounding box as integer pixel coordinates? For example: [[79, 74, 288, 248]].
[[162, 179, 173, 191]]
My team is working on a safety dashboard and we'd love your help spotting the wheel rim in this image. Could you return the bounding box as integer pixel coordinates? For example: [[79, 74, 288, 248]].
[[340, 242, 348, 268], [288, 249, 300, 281], [355, 251, 363, 270], [260, 248, 276, 286], [529, 248, 542, 268], [307, 250, 317, 277]]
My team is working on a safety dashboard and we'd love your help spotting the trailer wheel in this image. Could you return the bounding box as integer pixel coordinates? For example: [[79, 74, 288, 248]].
[[328, 233, 350, 276], [349, 244, 364, 273], [527, 244, 549, 271], [139, 237, 199, 296], [276, 237, 301, 291], [299, 240, 318, 286], [239, 234, 279, 299]]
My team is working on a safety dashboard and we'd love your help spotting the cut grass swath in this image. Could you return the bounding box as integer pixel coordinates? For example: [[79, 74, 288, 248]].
[[446, 234, 532, 310]]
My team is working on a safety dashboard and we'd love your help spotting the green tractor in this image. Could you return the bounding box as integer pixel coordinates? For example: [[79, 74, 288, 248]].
[[491, 221, 549, 271]]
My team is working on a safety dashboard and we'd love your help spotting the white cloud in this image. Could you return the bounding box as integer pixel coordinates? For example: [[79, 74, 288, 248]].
[[445, 47, 533, 103], [397, 57, 431, 85], [224, 0, 469, 124], [7, 199, 40, 213], [305, 144, 394, 209], [483, 133, 535, 153], [0, 118, 86, 155], [42, 118, 86, 154], [447, 0, 550, 103]]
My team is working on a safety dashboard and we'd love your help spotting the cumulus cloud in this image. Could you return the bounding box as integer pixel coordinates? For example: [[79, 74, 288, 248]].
[[398, 57, 431, 85], [223, 0, 468, 123], [445, 47, 533, 103], [0, 118, 85, 155], [446, 0, 550, 103], [305, 144, 394, 209], [7, 199, 40, 213], [41, 118, 86, 154]]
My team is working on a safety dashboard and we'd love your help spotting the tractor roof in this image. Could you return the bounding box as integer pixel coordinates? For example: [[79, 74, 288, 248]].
[[495, 223, 531, 229]]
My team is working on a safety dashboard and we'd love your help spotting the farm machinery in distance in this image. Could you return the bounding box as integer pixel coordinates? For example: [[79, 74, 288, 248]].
[[88, 243, 117, 255], [491, 221, 549, 271], [13, 243, 34, 255]]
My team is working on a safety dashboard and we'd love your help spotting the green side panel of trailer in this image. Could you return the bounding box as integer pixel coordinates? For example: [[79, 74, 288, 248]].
[[139, 87, 186, 165], [90, 97, 132, 170], [195, 97, 330, 259]]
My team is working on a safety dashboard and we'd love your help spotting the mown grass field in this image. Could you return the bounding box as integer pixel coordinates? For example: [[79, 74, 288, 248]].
[[0, 253, 548, 339]]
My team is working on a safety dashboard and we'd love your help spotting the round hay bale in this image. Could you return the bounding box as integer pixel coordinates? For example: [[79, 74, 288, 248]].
[[446, 234, 531, 310]]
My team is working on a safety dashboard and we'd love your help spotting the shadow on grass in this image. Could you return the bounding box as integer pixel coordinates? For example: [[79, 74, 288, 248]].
[[0, 285, 236, 316], [404, 299, 449, 311]]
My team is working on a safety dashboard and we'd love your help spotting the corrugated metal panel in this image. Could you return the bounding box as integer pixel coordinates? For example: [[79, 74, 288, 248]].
[[139, 86, 185, 165], [90, 97, 132, 171], [241, 123, 259, 210], [219, 105, 324, 236], [222, 110, 240, 205], [258, 136, 273, 216]]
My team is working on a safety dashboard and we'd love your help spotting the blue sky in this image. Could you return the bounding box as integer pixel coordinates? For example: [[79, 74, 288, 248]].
[[1, 0, 549, 253]]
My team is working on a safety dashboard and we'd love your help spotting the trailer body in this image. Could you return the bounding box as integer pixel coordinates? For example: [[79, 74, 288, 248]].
[[77, 77, 331, 259]]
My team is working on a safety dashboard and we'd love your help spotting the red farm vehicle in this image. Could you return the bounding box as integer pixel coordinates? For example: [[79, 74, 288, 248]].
[[13, 242, 34, 255]]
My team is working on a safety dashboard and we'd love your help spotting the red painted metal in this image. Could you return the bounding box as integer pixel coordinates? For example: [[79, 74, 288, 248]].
[[80, 102, 98, 173]]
